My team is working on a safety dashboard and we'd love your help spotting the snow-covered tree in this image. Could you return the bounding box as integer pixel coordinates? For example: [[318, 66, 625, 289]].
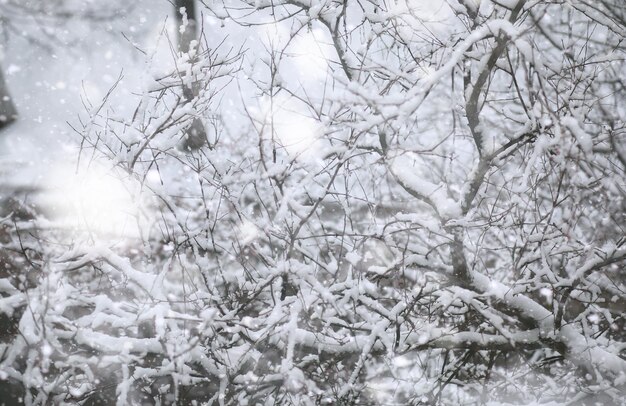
[[1, 0, 626, 404]]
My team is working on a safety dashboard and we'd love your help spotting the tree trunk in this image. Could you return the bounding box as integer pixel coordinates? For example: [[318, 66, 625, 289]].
[[0, 68, 17, 130], [175, 0, 198, 54], [174, 0, 206, 150]]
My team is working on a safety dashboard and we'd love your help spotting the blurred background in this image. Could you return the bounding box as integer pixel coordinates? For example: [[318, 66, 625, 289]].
[[0, 1, 172, 236]]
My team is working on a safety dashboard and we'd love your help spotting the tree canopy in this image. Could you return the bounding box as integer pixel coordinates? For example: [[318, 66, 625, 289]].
[[1, 0, 626, 404]]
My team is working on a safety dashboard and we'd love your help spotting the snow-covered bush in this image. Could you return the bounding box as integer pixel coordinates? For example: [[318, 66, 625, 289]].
[[1, 0, 626, 404]]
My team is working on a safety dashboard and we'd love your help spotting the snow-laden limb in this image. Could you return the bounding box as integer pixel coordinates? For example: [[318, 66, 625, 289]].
[[470, 271, 626, 382], [561, 116, 594, 154], [390, 154, 462, 220], [0, 292, 25, 317], [291, 325, 544, 354]]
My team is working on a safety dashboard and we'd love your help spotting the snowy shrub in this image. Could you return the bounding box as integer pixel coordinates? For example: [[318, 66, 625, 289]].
[[1, 0, 626, 404]]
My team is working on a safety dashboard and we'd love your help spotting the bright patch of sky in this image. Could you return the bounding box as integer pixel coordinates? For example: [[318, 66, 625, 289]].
[[391, 0, 456, 39], [290, 28, 331, 80], [41, 161, 140, 239], [257, 93, 324, 162]]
